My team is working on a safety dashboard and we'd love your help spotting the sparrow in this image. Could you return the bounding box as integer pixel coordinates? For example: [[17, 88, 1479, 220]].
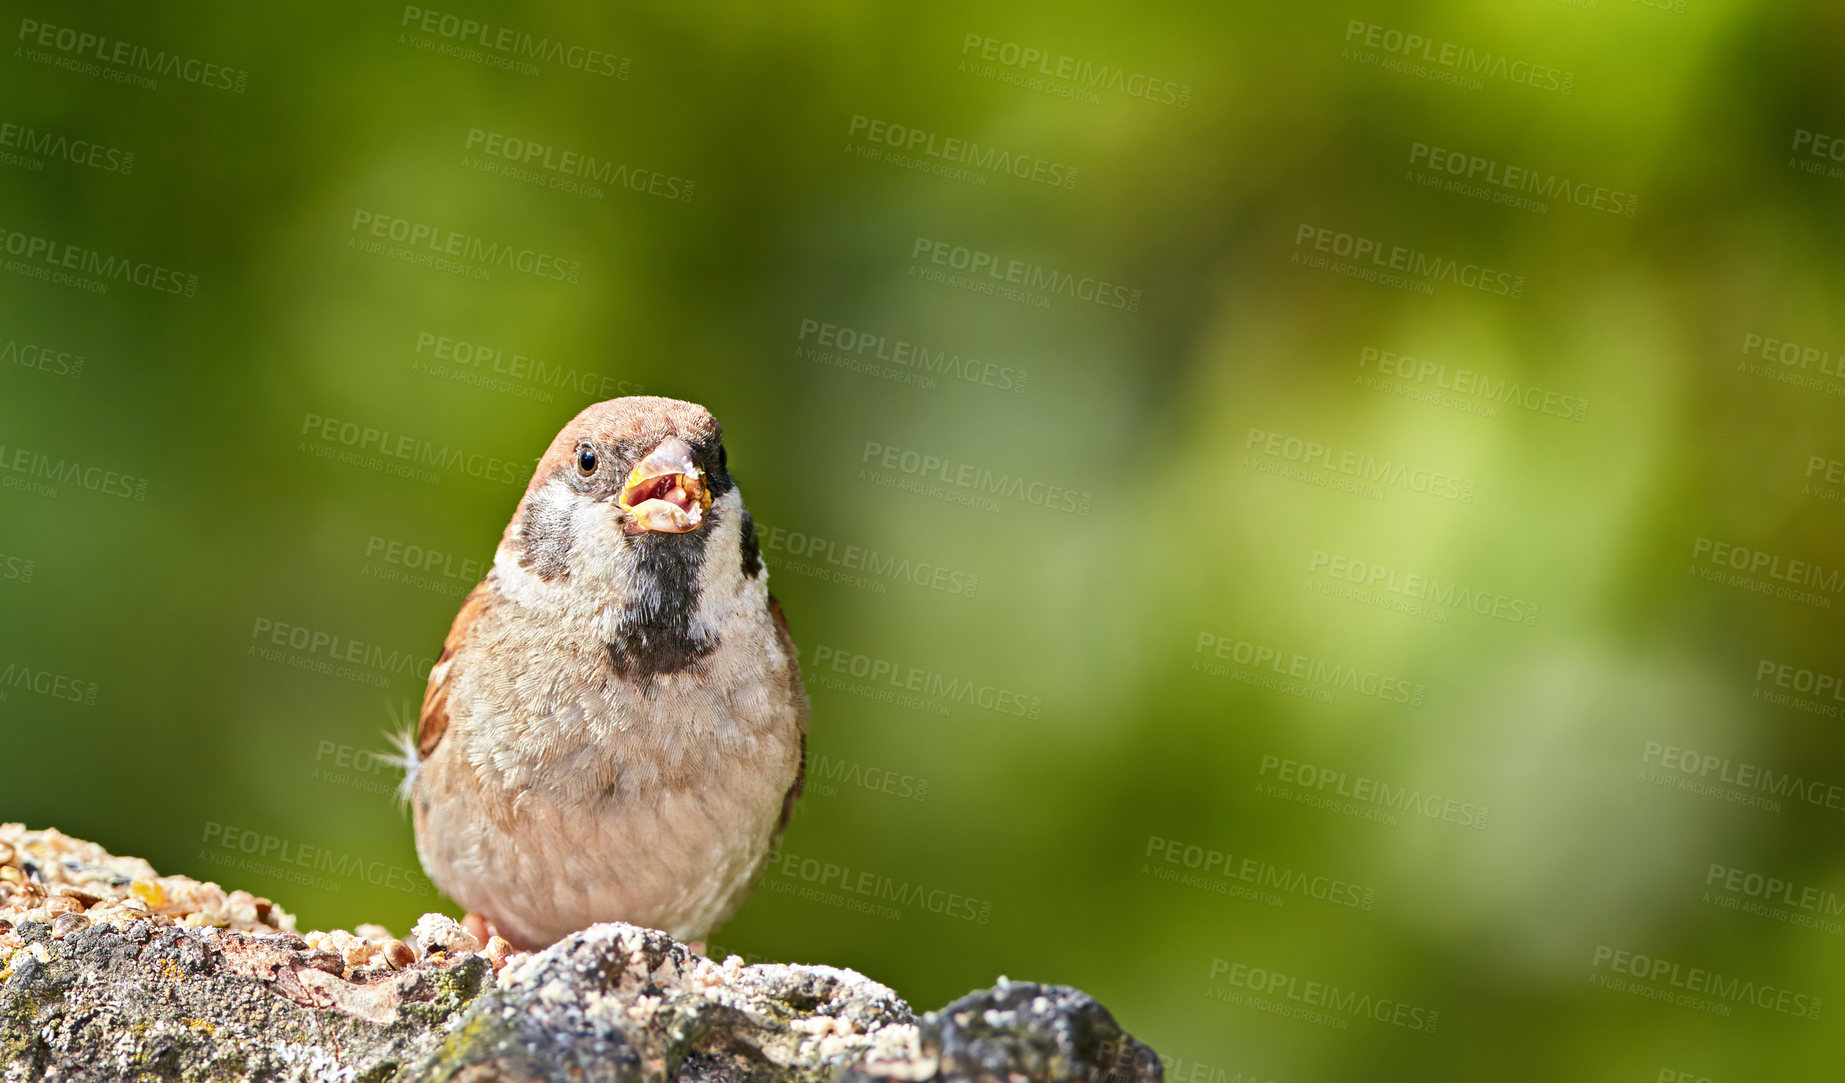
[[401, 396, 807, 952]]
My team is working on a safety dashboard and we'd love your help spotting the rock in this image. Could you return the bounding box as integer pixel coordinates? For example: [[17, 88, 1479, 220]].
[[844, 980, 1164, 1083], [0, 825, 1161, 1082]]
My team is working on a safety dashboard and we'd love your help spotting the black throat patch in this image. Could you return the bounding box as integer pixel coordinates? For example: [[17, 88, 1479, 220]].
[[606, 505, 719, 688]]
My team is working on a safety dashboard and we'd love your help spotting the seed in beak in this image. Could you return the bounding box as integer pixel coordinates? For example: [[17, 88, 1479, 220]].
[[619, 437, 712, 533]]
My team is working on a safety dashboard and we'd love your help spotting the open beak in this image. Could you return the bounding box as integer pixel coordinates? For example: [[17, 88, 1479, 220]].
[[618, 436, 712, 533]]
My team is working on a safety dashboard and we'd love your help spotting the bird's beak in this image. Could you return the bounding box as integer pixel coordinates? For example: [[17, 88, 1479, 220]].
[[618, 436, 712, 533]]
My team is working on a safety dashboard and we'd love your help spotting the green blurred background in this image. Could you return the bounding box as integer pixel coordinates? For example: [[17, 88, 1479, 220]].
[[4, 1, 1844, 1076]]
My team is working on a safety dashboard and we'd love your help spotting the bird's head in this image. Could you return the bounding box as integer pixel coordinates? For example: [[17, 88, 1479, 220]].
[[500, 397, 752, 597]]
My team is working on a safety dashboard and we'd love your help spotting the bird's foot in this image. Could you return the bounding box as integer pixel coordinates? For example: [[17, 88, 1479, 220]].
[[462, 911, 500, 945], [462, 912, 519, 972]]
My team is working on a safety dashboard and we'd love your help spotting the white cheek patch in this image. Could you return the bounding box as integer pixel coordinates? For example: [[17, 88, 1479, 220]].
[[493, 481, 585, 605], [690, 489, 766, 640]]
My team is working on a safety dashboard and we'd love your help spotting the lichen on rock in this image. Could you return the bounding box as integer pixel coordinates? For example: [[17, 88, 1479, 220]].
[[0, 825, 1161, 1082]]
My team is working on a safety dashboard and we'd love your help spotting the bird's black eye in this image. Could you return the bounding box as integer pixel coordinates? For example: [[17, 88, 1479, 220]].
[[576, 444, 598, 476]]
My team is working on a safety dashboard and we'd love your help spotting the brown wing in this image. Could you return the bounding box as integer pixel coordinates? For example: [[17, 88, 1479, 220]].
[[417, 580, 492, 760], [768, 593, 807, 841]]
